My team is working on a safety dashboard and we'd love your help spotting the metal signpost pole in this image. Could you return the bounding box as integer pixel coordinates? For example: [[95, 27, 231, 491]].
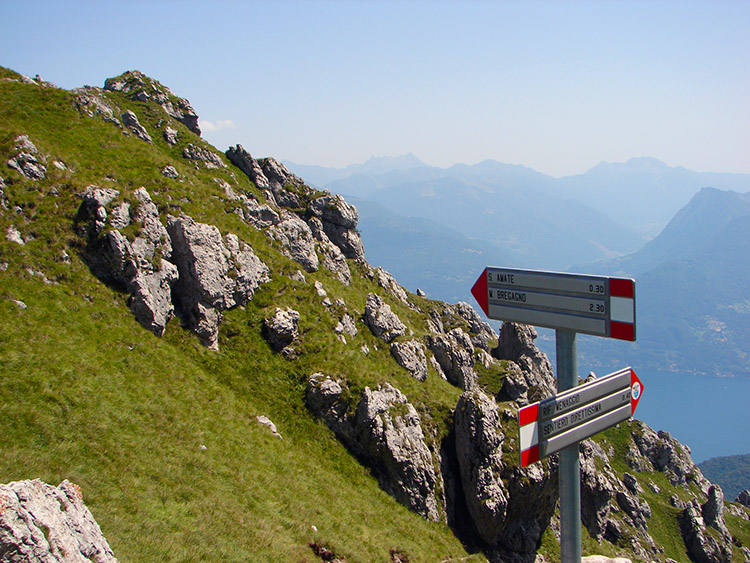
[[472, 267, 639, 562], [556, 329, 581, 563]]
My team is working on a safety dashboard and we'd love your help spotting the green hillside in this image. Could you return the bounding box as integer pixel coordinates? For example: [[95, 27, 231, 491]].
[[700, 454, 750, 501], [2, 66, 749, 563]]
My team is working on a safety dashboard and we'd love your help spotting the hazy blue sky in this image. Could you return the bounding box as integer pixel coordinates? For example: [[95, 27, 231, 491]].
[[3, 0, 748, 177]]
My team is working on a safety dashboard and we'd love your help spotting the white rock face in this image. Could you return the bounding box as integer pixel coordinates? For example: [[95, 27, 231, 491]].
[[0, 479, 118, 562]]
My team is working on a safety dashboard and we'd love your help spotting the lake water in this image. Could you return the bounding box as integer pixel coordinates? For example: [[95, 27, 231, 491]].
[[632, 369, 750, 464], [534, 332, 750, 463]]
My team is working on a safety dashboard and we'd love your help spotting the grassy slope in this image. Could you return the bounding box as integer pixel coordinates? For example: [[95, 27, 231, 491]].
[[0, 69, 478, 562], [1, 67, 748, 562]]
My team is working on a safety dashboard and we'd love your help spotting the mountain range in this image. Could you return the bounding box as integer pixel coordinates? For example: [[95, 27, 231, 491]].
[[286, 157, 750, 377], [2, 65, 749, 563]]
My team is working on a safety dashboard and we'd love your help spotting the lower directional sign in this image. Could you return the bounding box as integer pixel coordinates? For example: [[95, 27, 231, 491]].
[[518, 367, 644, 467]]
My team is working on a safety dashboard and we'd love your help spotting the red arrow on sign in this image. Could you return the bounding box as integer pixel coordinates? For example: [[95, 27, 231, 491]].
[[471, 268, 489, 316]]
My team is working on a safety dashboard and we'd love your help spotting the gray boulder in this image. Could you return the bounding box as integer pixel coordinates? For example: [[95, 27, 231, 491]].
[[427, 328, 476, 390], [702, 484, 730, 537], [363, 293, 406, 343], [267, 211, 319, 272], [163, 126, 178, 145], [225, 145, 269, 189], [455, 388, 558, 557], [354, 384, 441, 521], [372, 266, 410, 304], [308, 194, 365, 261], [236, 196, 281, 230], [182, 143, 226, 168], [121, 110, 152, 143], [737, 489, 750, 507], [161, 165, 179, 178], [263, 307, 300, 353], [7, 135, 47, 180], [679, 498, 733, 563], [167, 215, 270, 348], [390, 339, 428, 381], [0, 479, 118, 562], [492, 323, 555, 399], [305, 373, 356, 445]]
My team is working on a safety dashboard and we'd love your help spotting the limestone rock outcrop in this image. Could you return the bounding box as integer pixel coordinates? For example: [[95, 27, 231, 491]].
[[363, 293, 406, 343], [121, 110, 152, 143], [390, 340, 428, 381], [6, 135, 46, 180], [167, 215, 270, 349], [308, 194, 365, 262], [104, 70, 200, 135], [354, 384, 441, 521], [737, 489, 750, 507], [427, 328, 476, 390], [182, 143, 225, 168], [263, 307, 300, 354], [78, 188, 269, 345], [267, 211, 319, 272], [679, 487, 734, 563], [225, 144, 362, 282], [454, 387, 558, 559], [78, 186, 177, 336], [628, 421, 710, 491], [492, 322, 555, 400], [0, 479, 118, 562], [305, 375, 441, 521]]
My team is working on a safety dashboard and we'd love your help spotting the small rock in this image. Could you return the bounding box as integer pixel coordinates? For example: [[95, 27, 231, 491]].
[[121, 110, 152, 143], [256, 415, 282, 438], [161, 165, 179, 178], [314, 280, 327, 297], [390, 340, 428, 381], [163, 126, 178, 145], [363, 293, 406, 343], [6, 225, 24, 245], [263, 307, 300, 352]]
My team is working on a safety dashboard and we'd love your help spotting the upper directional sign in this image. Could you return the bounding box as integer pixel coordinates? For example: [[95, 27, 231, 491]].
[[518, 367, 644, 466], [471, 267, 636, 341]]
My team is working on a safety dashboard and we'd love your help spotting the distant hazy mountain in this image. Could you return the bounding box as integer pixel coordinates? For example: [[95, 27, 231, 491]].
[[558, 157, 750, 237], [353, 198, 516, 304], [699, 454, 750, 501], [576, 188, 750, 376], [287, 156, 645, 271]]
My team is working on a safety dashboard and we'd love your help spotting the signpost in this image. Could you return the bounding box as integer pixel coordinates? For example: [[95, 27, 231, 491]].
[[471, 267, 636, 341], [519, 367, 644, 467], [470, 266, 641, 563]]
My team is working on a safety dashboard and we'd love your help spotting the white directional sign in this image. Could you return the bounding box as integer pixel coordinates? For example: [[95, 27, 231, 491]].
[[471, 267, 636, 341], [518, 367, 644, 467]]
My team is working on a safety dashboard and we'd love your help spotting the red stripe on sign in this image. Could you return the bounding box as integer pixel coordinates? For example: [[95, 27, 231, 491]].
[[611, 321, 635, 342], [519, 403, 539, 426], [521, 445, 540, 467], [610, 278, 634, 298]]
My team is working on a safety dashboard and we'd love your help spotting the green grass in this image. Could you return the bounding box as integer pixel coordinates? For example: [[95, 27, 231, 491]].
[[0, 67, 487, 562], [3, 65, 749, 563]]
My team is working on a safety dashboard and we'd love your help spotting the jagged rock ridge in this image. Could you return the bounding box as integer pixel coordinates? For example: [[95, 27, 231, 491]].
[[2, 67, 749, 563]]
